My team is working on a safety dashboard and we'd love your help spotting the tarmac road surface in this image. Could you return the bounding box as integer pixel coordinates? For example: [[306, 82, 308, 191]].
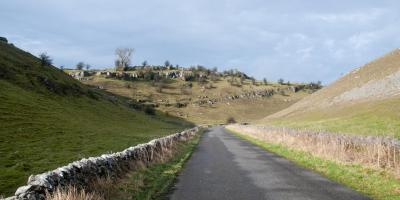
[[169, 126, 370, 200]]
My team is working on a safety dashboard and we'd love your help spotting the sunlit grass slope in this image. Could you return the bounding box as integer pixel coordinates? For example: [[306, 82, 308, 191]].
[[268, 97, 400, 138]]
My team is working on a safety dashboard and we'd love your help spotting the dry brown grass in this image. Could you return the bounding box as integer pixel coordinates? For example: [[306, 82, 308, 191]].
[[46, 186, 103, 200], [228, 124, 400, 177]]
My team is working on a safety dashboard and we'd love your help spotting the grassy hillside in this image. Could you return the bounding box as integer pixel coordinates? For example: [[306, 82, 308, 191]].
[[0, 41, 193, 196], [79, 75, 311, 124], [262, 49, 400, 138]]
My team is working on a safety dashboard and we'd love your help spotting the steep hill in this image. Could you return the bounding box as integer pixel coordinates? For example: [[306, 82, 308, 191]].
[[262, 49, 400, 138], [0, 40, 193, 196]]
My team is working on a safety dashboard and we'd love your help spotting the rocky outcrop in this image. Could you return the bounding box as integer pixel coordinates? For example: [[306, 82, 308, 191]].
[[4, 127, 200, 200], [194, 87, 299, 106], [333, 70, 400, 104]]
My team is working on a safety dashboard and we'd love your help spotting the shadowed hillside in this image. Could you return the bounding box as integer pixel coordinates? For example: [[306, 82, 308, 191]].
[[262, 49, 400, 138], [0, 40, 193, 196]]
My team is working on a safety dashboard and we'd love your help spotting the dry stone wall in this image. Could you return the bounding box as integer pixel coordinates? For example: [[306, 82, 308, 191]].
[[3, 127, 200, 200]]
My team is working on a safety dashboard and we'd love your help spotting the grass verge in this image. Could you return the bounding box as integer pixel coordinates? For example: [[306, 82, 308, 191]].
[[266, 98, 400, 139], [226, 128, 400, 200], [111, 134, 201, 200]]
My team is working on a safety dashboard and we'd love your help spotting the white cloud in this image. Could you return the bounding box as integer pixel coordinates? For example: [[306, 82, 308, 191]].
[[296, 47, 314, 60], [306, 9, 384, 24]]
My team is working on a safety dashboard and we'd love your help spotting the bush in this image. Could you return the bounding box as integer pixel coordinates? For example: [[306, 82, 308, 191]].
[[144, 105, 156, 115], [0, 36, 8, 43], [175, 102, 187, 108], [226, 117, 237, 124], [39, 53, 52, 66]]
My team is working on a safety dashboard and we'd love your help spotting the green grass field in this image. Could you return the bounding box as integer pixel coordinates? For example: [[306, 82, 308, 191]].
[[227, 129, 400, 200]]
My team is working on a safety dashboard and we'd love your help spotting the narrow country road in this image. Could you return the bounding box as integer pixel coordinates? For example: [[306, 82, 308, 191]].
[[169, 126, 369, 200]]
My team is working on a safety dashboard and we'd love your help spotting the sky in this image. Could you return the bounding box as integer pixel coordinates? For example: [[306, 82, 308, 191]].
[[1, 0, 400, 83]]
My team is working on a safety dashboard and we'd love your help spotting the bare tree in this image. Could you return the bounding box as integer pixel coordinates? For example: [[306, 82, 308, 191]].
[[85, 64, 91, 71], [39, 53, 52, 66], [115, 48, 134, 71]]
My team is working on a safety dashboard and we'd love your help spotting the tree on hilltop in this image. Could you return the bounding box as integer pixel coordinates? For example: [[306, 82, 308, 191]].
[[115, 48, 134, 71], [142, 60, 148, 67], [39, 53, 52, 66], [76, 62, 85, 70], [164, 60, 170, 67]]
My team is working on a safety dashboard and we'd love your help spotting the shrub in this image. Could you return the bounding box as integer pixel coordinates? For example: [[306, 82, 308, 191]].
[[144, 106, 156, 115], [143, 70, 155, 81], [39, 53, 52, 66], [226, 117, 237, 124], [0, 36, 8, 43], [175, 102, 187, 108], [76, 62, 85, 70]]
